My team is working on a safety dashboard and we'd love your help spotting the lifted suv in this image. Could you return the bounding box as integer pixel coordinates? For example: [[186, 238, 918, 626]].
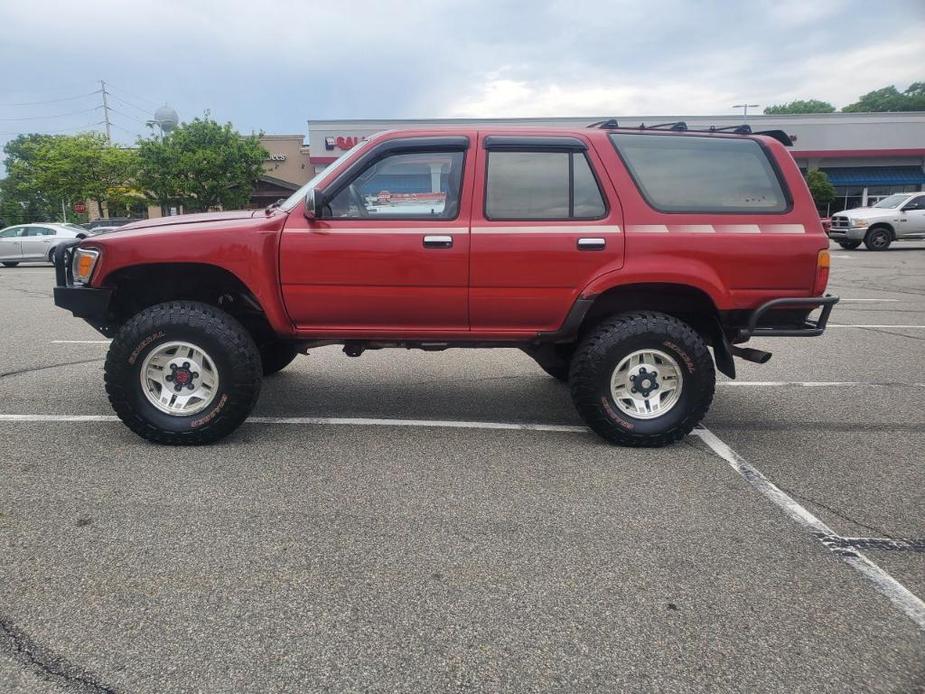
[[54, 122, 837, 446]]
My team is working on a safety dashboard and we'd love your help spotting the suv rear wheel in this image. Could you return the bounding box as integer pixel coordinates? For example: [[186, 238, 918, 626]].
[[570, 312, 715, 447], [105, 301, 262, 444], [864, 227, 892, 251]]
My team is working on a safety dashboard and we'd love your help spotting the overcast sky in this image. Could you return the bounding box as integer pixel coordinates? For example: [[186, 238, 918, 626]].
[[1, 0, 923, 152]]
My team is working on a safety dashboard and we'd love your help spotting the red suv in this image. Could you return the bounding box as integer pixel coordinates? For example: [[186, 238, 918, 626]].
[[54, 122, 837, 446]]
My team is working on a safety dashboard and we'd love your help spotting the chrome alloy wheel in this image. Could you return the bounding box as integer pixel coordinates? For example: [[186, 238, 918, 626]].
[[609, 349, 683, 420], [140, 341, 219, 416]]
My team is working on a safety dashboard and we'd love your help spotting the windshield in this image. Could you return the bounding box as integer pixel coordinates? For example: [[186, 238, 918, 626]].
[[872, 194, 913, 209], [280, 147, 359, 211]]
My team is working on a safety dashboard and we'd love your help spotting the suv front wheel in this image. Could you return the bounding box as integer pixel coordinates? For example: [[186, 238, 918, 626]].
[[105, 301, 262, 444], [570, 312, 715, 447]]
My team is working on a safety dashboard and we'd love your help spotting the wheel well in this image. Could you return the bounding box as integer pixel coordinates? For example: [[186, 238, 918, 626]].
[[581, 283, 722, 345], [104, 263, 274, 343]]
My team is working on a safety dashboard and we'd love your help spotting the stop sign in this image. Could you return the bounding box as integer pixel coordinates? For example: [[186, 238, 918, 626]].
[[73, 201, 86, 214]]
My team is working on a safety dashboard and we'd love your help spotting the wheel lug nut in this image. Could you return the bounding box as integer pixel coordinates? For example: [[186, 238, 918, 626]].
[[183, 362, 190, 369], [631, 387, 637, 393], [174, 384, 182, 392]]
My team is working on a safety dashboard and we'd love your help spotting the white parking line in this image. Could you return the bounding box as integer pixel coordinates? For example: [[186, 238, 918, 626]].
[[50, 340, 111, 344], [718, 381, 862, 387], [830, 324, 925, 329], [0, 413, 589, 433], [693, 427, 925, 632]]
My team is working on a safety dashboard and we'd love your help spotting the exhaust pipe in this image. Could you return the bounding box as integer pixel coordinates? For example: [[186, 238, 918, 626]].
[[730, 345, 772, 364]]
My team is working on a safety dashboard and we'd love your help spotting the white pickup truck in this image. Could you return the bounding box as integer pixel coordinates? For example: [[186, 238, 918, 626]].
[[828, 192, 925, 250]]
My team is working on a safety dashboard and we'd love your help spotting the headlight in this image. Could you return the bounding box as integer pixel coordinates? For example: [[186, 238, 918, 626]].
[[72, 248, 100, 284], [851, 219, 869, 228]]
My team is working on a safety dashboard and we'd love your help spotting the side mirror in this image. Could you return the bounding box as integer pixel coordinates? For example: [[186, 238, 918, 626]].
[[303, 189, 325, 220]]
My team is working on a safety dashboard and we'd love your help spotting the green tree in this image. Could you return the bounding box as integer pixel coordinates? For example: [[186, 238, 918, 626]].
[[136, 118, 268, 212], [842, 82, 925, 112], [805, 169, 836, 208], [1, 134, 61, 224], [0, 132, 140, 223], [763, 99, 836, 115]]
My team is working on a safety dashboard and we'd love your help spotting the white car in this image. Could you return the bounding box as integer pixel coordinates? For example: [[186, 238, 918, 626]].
[[0, 223, 88, 267], [828, 192, 925, 250]]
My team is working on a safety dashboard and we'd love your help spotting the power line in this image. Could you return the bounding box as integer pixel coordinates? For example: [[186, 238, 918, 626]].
[[107, 92, 152, 116], [107, 106, 149, 126], [0, 91, 101, 107], [0, 106, 101, 121], [105, 82, 161, 108]]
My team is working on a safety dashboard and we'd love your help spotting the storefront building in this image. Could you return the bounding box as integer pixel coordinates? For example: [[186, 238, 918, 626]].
[[305, 113, 925, 215], [247, 134, 313, 208]]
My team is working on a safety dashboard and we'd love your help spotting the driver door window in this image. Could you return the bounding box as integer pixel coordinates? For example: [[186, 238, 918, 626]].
[[326, 151, 465, 220]]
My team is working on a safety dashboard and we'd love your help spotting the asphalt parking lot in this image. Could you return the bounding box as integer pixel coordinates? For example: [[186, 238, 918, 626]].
[[1, 242, 923, 693]]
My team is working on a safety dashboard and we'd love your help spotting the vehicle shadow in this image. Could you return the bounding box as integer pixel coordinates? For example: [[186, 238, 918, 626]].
[[255, 368, 582, 425]]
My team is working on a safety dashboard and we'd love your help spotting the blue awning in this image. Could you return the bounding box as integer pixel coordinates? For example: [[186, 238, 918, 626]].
[[822, 166, 925, 186]]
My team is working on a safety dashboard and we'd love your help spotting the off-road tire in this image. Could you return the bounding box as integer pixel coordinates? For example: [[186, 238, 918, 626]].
[[864, 227, 892, 251], [2, 262, 19, 267], [837, 240, 862, 250], [259, 341, 299, 376], [570, 312, 715, 447], [105, 301, 262, 445]]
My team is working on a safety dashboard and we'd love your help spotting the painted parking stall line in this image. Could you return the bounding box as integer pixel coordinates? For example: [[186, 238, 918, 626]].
[[51, 340, 111, 344], [693, 426, 925, 632], [0, 413, 589, 434], [829, 324, 925, 329]]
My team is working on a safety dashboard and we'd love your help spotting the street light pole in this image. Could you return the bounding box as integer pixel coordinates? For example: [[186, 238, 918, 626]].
[[732, 103, 760, 123]]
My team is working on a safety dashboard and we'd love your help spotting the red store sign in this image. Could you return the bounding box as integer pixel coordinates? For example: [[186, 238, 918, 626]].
[[324, 136, 361, 151]]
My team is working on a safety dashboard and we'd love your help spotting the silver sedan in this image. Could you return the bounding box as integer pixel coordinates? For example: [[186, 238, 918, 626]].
[[0, 223, 88, 267]]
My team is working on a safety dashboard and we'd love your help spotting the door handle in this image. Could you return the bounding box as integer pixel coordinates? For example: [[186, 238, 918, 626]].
[[423, 235, 453, 249], [577, 237, 606, 251]]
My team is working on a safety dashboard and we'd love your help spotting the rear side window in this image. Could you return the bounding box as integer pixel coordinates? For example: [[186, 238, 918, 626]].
[[610, 133, 789, 213], [486, 151, 606, 220]]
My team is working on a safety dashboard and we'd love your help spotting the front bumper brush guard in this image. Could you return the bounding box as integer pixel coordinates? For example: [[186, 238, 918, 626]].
[[54, 239, 81, 286], [737, 295, 839, 341]]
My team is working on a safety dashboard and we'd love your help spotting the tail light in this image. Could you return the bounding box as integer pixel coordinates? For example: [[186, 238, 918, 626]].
[[814, 249, 830, 295]]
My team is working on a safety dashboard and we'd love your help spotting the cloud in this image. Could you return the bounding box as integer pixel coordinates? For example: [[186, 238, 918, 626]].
[[0, 0, 923, 155]]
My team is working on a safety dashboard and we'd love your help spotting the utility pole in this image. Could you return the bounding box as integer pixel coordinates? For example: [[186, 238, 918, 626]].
[[100, 80, 112, 143], [732, 103, 760, 124]]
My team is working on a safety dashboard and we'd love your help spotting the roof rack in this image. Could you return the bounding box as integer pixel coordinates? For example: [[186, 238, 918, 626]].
[[586, 118, 620, 129], [588, 119, 793, 146], [637, 121, 689, 131]]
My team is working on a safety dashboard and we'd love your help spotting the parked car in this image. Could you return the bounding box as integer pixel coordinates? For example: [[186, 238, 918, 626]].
[[85, 226, 122, 236], [0, 223, 88, 267], [827, 192, 925, 250], [82, 217, 136, 231], [53, 123, 837, 446]]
